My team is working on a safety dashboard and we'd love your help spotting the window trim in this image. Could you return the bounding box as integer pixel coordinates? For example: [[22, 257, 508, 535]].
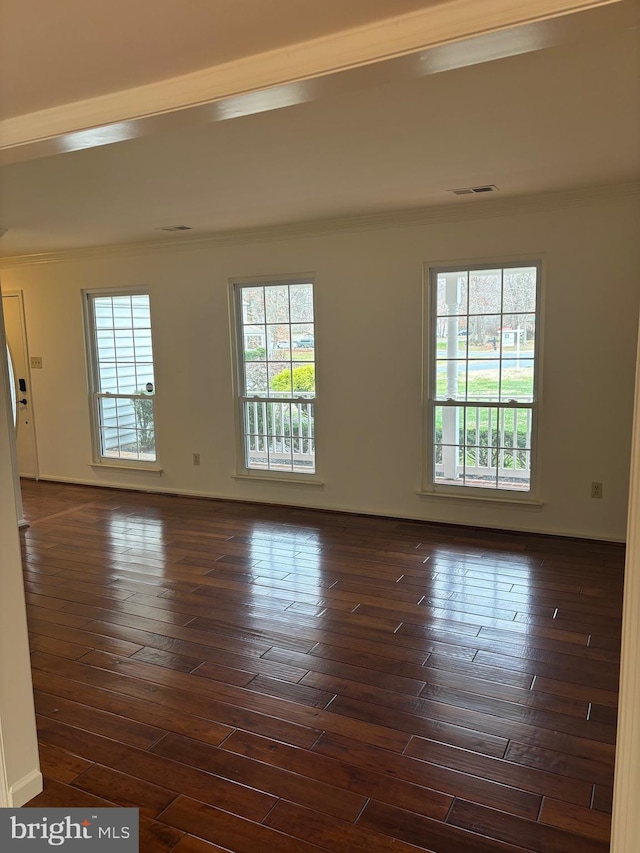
[[229, 274, 321, 483], [83, 287, 160, 469], [421, 257, 543, 503]]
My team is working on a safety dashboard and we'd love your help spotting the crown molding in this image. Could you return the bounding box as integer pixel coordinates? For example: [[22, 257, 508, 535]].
[[0, 181, 636, 270], [0, 0, 620, 158]]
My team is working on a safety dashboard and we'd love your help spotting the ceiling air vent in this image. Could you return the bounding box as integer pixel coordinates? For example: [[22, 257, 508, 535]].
[[156, 225, 193, 232], [449, 185, 499, 195]]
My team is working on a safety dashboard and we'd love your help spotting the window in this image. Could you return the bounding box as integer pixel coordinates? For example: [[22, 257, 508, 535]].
[[85, 291, 157, 463], [234, 280, 316, 474], [425, 262, 540, 495]]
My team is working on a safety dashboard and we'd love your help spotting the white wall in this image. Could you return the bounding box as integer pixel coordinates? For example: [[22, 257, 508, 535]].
[[2, 190, 638, 540], [0, 295, 42, 806]]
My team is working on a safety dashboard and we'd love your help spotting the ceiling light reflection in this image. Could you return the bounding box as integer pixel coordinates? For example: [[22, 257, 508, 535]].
[[58, 121, 140, 153], [418, 23, 555, 75], [214, 81, 313, 121]]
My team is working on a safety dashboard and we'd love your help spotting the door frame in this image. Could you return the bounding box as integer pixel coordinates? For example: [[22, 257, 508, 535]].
[[0, 291, 41, 806], [0, 723, 8, 808], [0, 287, 26, 525], [2, 289, 39, 481], [611, 315, 640, 851]]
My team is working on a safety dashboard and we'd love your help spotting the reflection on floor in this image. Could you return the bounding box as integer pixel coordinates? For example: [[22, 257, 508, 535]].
[[21, 479, 623, 853]]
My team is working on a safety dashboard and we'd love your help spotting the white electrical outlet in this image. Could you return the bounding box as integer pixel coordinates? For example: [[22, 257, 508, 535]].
[[591, 482, 603, 499], [192, 453, 201, 466]]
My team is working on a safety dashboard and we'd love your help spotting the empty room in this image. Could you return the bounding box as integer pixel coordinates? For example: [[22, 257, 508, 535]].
[[1, 1, 639, 851]]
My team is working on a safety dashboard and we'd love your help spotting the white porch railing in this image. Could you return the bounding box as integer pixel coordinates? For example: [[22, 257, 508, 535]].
[[244, 399, 315, 471], [435, 405, 532, 487]]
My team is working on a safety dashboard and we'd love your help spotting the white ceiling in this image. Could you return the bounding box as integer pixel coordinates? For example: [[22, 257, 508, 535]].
[[0, 0, 638, 258], [0, 0, 441, 117]]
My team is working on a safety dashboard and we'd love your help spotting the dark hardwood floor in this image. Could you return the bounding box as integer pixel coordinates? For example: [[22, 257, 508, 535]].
[[20, 479, 624, 852]]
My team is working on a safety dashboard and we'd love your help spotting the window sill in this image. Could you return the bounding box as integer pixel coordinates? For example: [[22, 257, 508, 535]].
[[417, 489, 542, 508], [90, 462, 163, 476], [233, 473, 324, 487]]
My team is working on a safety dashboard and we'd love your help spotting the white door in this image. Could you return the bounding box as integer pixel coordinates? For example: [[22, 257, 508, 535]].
[[2, 293, 38, 478]]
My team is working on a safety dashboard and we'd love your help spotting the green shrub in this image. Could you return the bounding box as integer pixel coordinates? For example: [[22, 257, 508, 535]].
[[434, 426, 528, 469], [435, 426, 527, 447], [132, 394, 155, 451], [245, 346, 266, 361], [270, 364, 315, 393]]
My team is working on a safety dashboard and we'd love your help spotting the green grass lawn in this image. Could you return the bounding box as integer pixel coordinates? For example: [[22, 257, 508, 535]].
[[436, 367, 533, 401], [435, 367, 532, 450]]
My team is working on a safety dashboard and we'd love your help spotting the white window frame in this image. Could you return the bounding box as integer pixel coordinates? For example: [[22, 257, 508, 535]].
[[422, 258, 543, 503], [83, 288, 161, 472], [229, 275, 321, 484]]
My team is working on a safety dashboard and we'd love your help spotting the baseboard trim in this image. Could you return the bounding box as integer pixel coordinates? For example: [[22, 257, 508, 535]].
[[9, 768, 43, 807], [32, 474, 626, 545]]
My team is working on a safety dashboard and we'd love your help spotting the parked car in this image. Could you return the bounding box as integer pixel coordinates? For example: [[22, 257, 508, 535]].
[[294, 336, 315, 348], [276, 340, 291, 349]]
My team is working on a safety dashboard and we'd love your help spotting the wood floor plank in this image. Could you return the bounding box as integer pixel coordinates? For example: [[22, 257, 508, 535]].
[[158, 796, 328, 853], [25, 778, 185, 853], [417, 676, 590, 719], [539, 798, 612, 843], [172, 836, 237, 853], [265, 800, 429, 853], [358, 800, 533, 853], [30, 650, 319, 748], [72, 764, 179, 819], [191, 651, 307, 685], [313, 732, 542, 819], [532, 675, 619, 707], [418, 653, 534, 689], [413, 661, 582, 716], [222, 729, 452, 820], [26, 604, 95, 628], [130, 646, 208, 675], [28, 615, 145, 656], [70, 649, 412, 752], [151, 732, 366, 822], [305, 666, 591, 741], [328, 692, 510, 757], [264, 646, 427, 695], [36, 742, 95, 785], [592, 785, 614, 814], [61, 606, 306, 658], [447, 798, 609, 853], [504, 741, 614, 787], [79, 618, 281, 677], [473, 649, 619, 692], [404, 736, 593, 806], [19, 481, 622, 853], [28, 633, 93, 660], [242, 673, 335, 708], [36, 717, 276, 822], [31, 668, 235, 747], [34, 690, 166, 750], [327, 690, 615, 764]]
